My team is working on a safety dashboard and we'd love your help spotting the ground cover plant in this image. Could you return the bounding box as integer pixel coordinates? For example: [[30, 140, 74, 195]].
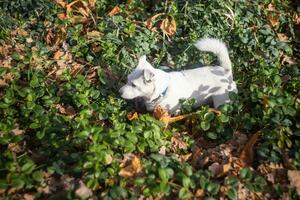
[[0, 0, 300, 199]]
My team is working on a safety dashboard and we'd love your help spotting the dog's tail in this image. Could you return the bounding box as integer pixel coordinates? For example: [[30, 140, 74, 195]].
[[194, 38, 232, 74]]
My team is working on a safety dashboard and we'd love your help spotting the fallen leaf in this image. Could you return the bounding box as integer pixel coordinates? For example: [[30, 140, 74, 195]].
[[153, 105, 188, 124], [86, 30, 103, 38], [55, 0, 66, 8], [208, 162, 231, 177], [0, 79, 7, 87], [266, 3, 276, 12], [24, 193, 35, 200], [177, 153, 192, 162], [171, 133, 187, 151], [267, 15, 279, 27], [159, 146, 166, 155], [277, 33, 289, 42], [208, 108, 222, 116], [195, 188, 205, 198], [26, 37, 34, 43], [119, 155, 142, 177], [56, 104, 76, 117], [287, 170, 300, 195], [239, 131, 260, 167], [8, 143, 22, 153], [12, 127, 24, 135], [53, 50, 65, 60], [160, 16, 176, 37], [209, 163, 223, 177], [281, 55, 297, 65], [293, 13, 300, 25], [65, 0, 91, 24], [144, 13, 165, 31], [75, 180, 93, 199], [127, 112, 138, 121], [57, 13, 67, 20], [107, 6, 121, 16], [88, 0, 96, 8]]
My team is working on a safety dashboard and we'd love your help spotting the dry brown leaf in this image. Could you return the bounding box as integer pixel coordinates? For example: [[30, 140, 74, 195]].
[[56, 104, 76, 117], [57, 13, 67, 20], [119, 155, 142, 177], [0, 79, 8, 87], [64, 0, 91, 24], [12, 127, 24, 135], [293, 13, 300, 25], [178, 153, 192, 162], [86, 30, 103, 38], [8, 143, 22, 153], [78, 7, 90, 17], [208, 162, 231, 177], [239, 131, 260, 167], [277, 33, 289, 42], [75, 180, 93, 199], [107, 6, 121, 16], [267, 15, 279, 27], [153, 105, 188, 124], [160, 16, 176, 37], [287, 170, 300, 195], [266, 3, 276, 12], [144, 13, 165, 30], [195, 188, 205, 198], [281, 55, 297, 65], [88, 0, 96, 8], [24, 193, 35, 200], [208, 108, 222, 116], [55, 0, 66, 8], [171, 133, 187, 150], [127, 112, 138, 121], [159, 146, 166, 155], [11, 28, 28, 37], [53, 50, 65, 60]]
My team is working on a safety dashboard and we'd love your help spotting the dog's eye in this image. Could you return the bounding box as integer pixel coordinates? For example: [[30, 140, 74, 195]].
[[131, 83, 136, 87]]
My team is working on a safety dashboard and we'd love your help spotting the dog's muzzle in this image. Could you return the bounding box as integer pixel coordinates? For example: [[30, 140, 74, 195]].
[[119, 86, 133, 99]]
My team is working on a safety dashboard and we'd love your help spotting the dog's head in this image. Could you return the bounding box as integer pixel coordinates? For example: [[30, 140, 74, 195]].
[[119, 55, 156, 100]]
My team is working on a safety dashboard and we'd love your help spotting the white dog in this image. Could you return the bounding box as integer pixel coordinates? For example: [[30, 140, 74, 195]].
[[119, 38, 237, 115]]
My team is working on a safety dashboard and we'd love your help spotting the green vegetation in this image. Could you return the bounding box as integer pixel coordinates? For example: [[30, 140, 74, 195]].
[[0, 0, 299, 199]]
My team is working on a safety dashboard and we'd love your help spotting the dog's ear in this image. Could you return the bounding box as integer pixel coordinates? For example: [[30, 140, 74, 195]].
[[143, 69, 154, 82], [137, 55, 154, 70], [139, 55, 147, 62]]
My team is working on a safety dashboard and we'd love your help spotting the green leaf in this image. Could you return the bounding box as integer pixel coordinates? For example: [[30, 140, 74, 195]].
[[158, 168, 169, 183], [12, 178, 25, 189], [226, 176, 239, 187], [182, 175, 191, 188], [0, 180, 8, 189], [32, 171, 44, 182], [21, 161, 36, 174], [219, 114, 229, 123], [36, 131, 45, 139], [204, 112, 215, 122], [178, 187, 191, 199], [206, 182, 219, 195], [207, 132, 217, 140], [159, 182, 171, 194], [134, 177, 145, 186], [228, 188, 237, 200], [240, 168, 252, 181], [201, 121, 210, 131]]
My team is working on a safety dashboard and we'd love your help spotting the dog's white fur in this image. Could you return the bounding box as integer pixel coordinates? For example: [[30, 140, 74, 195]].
[[119, 38, 237, 114]]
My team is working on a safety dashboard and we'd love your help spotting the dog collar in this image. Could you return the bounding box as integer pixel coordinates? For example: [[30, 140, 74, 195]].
[[150, 86, 168, 104]]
